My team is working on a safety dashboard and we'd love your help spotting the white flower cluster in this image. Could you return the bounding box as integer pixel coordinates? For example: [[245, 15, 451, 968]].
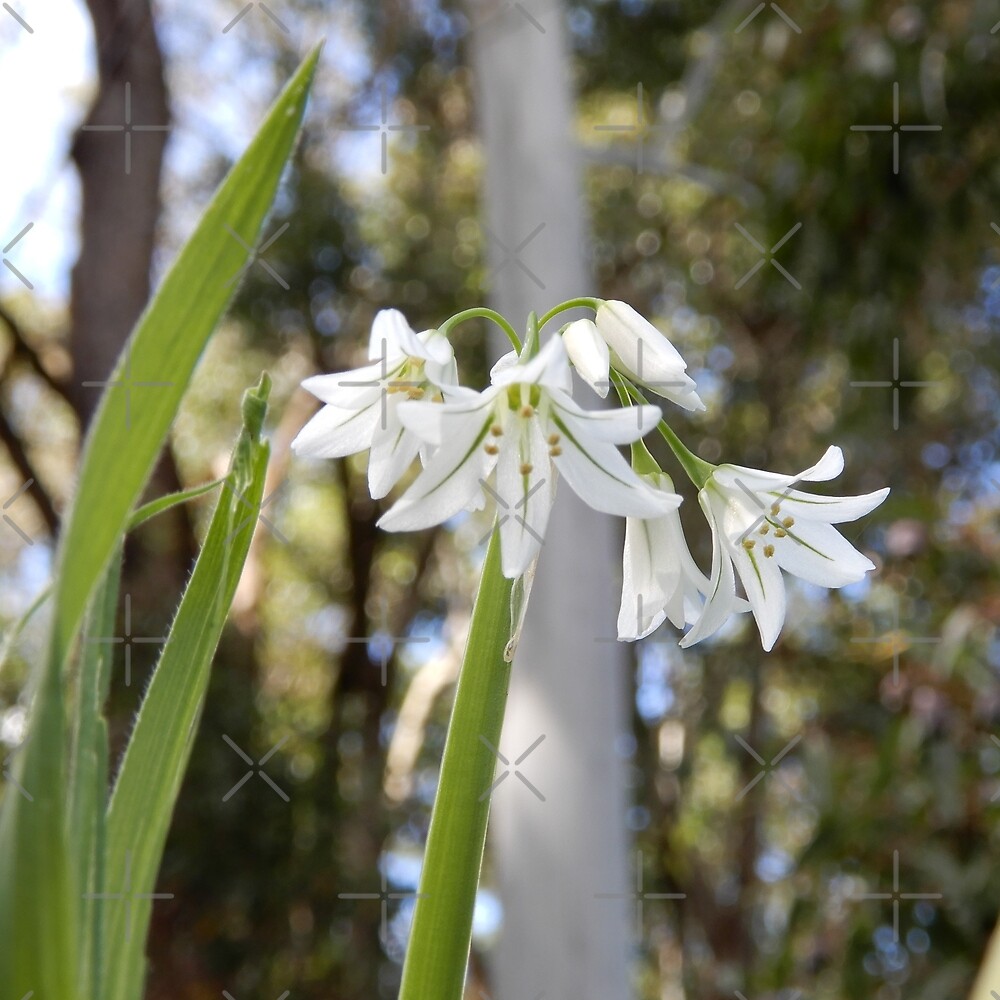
[[293, 300, 889, 651]]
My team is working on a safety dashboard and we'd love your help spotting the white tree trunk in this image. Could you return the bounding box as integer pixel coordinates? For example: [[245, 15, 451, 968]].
[[469, 5, 633, 998]]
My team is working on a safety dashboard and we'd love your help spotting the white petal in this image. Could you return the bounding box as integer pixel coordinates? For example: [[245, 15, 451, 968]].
[[369, 309, 421, 360], [301, 364, 387, 408], [396, 388, 495, 447], [552, 391, 663, 444], [495, 417, 553, 578], [728, 532, 786, 651], [618, 515, 673, 640], [491, 336, 572, 393], [367, 400, 423, 499], [772, 520, 876, 587], [291, 402, 380, 459], [714, 446, 845, 494], [562, 319, 610, 397], [764, 486, 890, 525], [415, 328, 455, 368]]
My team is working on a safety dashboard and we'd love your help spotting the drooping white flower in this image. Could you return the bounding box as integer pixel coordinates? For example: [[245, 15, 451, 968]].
[[561, 318, 610, 398], [378, 336, 677, 578], [594, 300, 704, 412], [681, 446, 889, 651], [291, 309, 456, 499]]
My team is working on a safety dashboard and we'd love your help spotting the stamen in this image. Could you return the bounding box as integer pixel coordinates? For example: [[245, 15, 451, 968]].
[[520, 462, 533, 475], [549, 445, 562, 457], [758, 524, 770, 535], [770, 503, 781, 516], [742, 538, 756, 551], [406, 387, 425, 400], [490, 424, 504, 437], [763, 544, 775, 558], [484, 443, 499, 455], [774, 528, 787, 538], [782, 516, 795, 528], [547, 433, 560, 445], [520, 404, 534, 418]]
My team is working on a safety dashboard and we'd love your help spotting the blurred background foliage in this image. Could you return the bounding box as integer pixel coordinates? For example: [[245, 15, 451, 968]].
[[1, 0, 999, 998]]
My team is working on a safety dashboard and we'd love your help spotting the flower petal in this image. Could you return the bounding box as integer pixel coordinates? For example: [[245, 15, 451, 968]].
[[367, 400, 423, 499], [763, 486, 890, 525], [369, 308, 422, 360], [291, 401, 381, 459], [551, 390, 663, 444], [491, 336, 572, 393], [618, 515, 674, 639], [301, 364, 388, 409], [772, 519, 876, 587], [562, 319, 610, 398]]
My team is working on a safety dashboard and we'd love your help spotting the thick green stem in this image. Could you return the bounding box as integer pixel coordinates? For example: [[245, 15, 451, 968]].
[[437, 307, 522, 352], [398, 528, 515, 1000], [537, 296, 599, 329]]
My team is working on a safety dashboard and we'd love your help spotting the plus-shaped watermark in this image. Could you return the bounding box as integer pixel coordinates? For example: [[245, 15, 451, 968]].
[[850, 82, 941, 175], [2, 479, 35, 545], [2, 742, 32, 802], [2, 3, 33, 32], [593, 83, 669, 174], [2, 222, 33, 288], [84, 593, 167, 688], [222, 1, 289, 33], [735, 2, 801, 34], [478, 733, 546, 802], [733, 475, 805, 545], [337, 336, 422, 432], [340, 85, 429, 175], [734, 222, 802, 291], [477, 478, 547, 549], [734, 733, 803, 801], [83, 849, 174, 942], [849, 337, 942, 431], [81, 343, 173, 430], [339, 597, 431, 687], [338, 869, 426, 940], [224, 222, 290, 290], [851, 591, 940, 686], [483, 221, 547, 290], [595, 848, 685, 936], [221, 734, 290, 802], [851, 849, 942, 943], [80, 82, 170, 176], [224, 480, 288, 545]]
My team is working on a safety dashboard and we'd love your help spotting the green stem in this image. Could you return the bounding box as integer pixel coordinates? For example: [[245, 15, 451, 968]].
[[398, 528, 515, 1000], [438, 307, 521, 352], [537, 296, 600, 329]]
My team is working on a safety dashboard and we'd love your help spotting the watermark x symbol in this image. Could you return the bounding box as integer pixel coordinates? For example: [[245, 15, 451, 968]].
[[734, 222, 802, 290], [735, 2, 801, 34], [735, 733, 803, 801], [851, 849, 942, 943], [224, 222, 289, 290], [222, 1, 289, 33], [2, 222, 33, 288], [221, 734, 290, 802], [734, 476, 804, 545], [85, 593, 167, 687], [340, 85, 429, 175], [483, 221, 546, 290], [337, 336, 422, 431], [470, 0, 547, 35], [850, 82, 941, 175], [2, 3, 32, 32], [338, 868, 426, 940], [478, 733, 545, 801], [81, 343, 172, 430], [849, 337, 941, 432], [593, 83, 669, 174], [596, 848, 685, 936], [339, 597, 431, 686], [478, 478, 547, 548], [81, 82, 170, 176], [851, 591, 940, 685], [224, 480, 288, 545], [84, 849, 174, 942], [2, 742, 32, 801], [2, 479, 34, 545]]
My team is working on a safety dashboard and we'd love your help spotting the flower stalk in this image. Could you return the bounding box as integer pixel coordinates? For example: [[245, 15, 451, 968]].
[[397, 527, 514, 1000]]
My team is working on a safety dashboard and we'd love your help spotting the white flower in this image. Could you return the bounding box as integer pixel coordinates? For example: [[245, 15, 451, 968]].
[[291, 309, 456, 499], [378, 336, 677, 578], [594, 300, 704, 412], [681, 446, 889, 651], [561, 318, 610, 398], [617, 471, 708, 640]]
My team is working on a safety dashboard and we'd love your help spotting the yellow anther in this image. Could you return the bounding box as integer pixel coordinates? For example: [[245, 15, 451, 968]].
[[782, 516, 795, 528], [742, 538, 755, 551], [520, 405, 534, 418], [548, 433, 560, 445], [763, 544, 775, 558], [406, 387, 425, 400], [758, 523, 770, 535], [770, 503, 781, 516], [549, 445, 562, 457], [774, 528, 787, 538], [490, 424, 504, 437], [484, 443, 499, 455], [520, 462, 533, 475]]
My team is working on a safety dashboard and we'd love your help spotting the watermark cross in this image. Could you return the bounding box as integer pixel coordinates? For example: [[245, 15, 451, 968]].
[[224, 480, 288, 545], [84, 593, 168, 687], [222, 1, 289, 33], [851, 849, 942, 943], [851, 591, 940, 685], [595, 848, 685, 936], [224, 222, 290, 289], [221, 734, 290, 802], [478, 733, 546, 801], [338, 869, 426, 939], [735, 2, 802, 34], [483, 222, 547, 290], [337, 336, 423, 431], [83, 849, 174, 942], [2, 3, 33, 32], [850, 82, 941, 175], [339, 85, 429, 175], [2, 479, 35, 545], [734, 222, 802, 290], [81, 82, 170, 176], [478, 478, 547, 548], [593, 83, 669, 174], [339, 597, 431, 686], [2, 222, 34, 288], [735, 733, 803, 801], [81, 343, 173, 431], [734, 476, 804, 545], [849, 337, 941, 431]]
